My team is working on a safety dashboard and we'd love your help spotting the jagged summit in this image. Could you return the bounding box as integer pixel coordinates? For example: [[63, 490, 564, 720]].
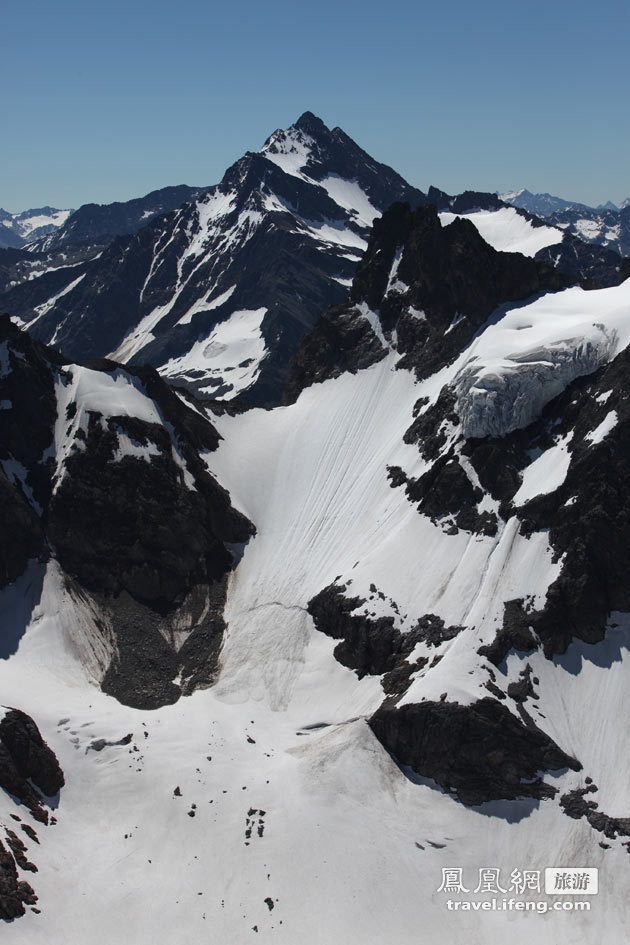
[[293, 109, 329, 135], [1, 113, 427, 406]]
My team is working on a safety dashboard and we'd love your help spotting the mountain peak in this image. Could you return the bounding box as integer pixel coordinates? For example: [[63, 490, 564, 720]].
[[294, 110, 329, 136]]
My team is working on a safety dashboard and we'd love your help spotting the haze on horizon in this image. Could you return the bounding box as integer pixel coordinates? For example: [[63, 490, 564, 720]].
[[2, 0, 628, 213]]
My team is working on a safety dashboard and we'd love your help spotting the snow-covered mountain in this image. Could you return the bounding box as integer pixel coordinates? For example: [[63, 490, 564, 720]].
[[0, 208, 73, 250], [500, 188, 591, 216], [500, 189, 630, 256], [2, 112, 630, 940], [1, 116, 624, 409], [0, 113, 430, 405], [25, 184, 210, 254], [2, 155, 630, 943]]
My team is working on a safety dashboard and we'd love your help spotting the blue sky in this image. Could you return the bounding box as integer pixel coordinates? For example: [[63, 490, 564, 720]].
[[2, 0, 628, 211]]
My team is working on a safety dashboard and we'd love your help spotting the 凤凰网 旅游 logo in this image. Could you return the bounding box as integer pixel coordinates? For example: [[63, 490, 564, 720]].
[[544, 867, 598, 894]]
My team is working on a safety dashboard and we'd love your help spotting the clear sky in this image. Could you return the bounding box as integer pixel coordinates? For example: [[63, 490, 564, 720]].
[[2, 0, 628, 212]]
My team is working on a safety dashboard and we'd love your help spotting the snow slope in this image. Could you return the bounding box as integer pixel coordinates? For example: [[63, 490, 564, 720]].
[[5, 301, 630, 940], [439, 207, 563, 257]]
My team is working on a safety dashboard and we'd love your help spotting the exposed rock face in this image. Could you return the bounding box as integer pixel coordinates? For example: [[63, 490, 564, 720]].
[[26, 185, 209, 254], [0, 709, 64, 821], [0, 709, 64, 919], [285, 202, 575, 403], [0, 837, 37, 920], [401, 455, 498, 536], [308, 584, 462, 697], [534, 231, 624, 287], [0, 316, 253, 707], [370, 698, 581, 805], [561, 783, 630, 840]]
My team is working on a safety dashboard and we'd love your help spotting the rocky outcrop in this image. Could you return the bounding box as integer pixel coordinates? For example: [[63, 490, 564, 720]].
[[561, 782, 630, 840], [0, 709, 64, 822], [308, 584, 462, 696], [285, 202, 576, 403], [0, 317, 254, 707], [370, 697, 581, 805], [0, 837, 37, 920], [0, 710, 62, 920]]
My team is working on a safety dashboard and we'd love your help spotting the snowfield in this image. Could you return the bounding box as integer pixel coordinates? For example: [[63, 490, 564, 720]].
[[438, 207, 563, 257], [2, 330, 629, 942]]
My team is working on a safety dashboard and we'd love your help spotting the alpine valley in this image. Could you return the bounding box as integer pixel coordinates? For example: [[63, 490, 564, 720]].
[[1, 113, 629, 945]]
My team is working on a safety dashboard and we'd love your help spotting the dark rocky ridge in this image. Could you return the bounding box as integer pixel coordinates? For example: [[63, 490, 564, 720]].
[[0, 317, 253, 708], [284, 202, 576, 403], [26, 185, 210, 254], [0, 837, 37, 920], [561, 783, 630, 841]]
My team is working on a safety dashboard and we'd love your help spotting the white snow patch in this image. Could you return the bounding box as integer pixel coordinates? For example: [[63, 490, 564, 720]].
[[175, 284, 237, 326], [355, 301, 386, 347], [318, 175, 380, 227], [439, 207, 562, 257], [29, 273, 86, 325], [513, 432, 574, 505], [112, 432, 162, 464], [161, 308, 268, 398], [585, 409, 618, 445], [303, 218, 367, 251]]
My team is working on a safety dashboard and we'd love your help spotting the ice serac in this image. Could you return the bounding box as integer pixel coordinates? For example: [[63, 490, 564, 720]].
[[454, 329, 618, 439]]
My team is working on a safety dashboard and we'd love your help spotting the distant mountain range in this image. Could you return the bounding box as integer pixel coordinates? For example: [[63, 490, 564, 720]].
[[500, 188, 630, 255], [0, 207, 74, 249]]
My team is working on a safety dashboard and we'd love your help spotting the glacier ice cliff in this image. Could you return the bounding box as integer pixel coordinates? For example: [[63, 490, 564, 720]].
[[454, 326, 618, 439]]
